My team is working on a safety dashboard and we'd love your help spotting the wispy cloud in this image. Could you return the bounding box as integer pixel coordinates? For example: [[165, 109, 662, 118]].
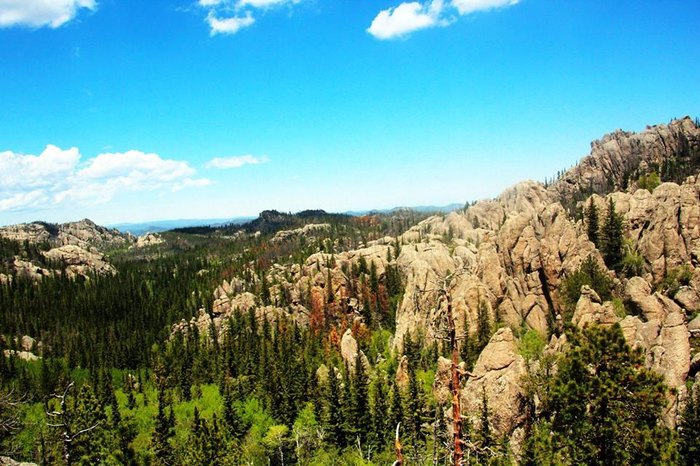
[[0, 0, 97, 29], [207, 12, 255, 35], [451, 0, 519, 16], [0, 145, 210, 212], [367, 0, 447, 40], [368, 0, 519, 40], [196, 0, 304, 36], [206, 154, 269, 169]]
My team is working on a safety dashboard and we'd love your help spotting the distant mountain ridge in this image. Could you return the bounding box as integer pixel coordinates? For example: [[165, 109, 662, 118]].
[[108, 204, 463, 236], [109, 217, 254, 236]]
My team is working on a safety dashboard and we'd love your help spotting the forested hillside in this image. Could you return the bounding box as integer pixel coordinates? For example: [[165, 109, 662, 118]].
[[1, 118, 700, 465]]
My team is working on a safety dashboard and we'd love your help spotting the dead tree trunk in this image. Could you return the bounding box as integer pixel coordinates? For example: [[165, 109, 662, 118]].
[[392, 422, 404, 466], [46, 382, 99, 466], [445, 291, 464, 466]]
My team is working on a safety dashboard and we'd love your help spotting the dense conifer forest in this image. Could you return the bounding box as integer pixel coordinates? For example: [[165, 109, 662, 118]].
[[1, 203, 699, 465]]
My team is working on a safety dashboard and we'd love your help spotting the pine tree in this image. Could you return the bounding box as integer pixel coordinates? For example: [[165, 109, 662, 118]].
[[389, 379, 404, 441], [586, 198, 600, 248], [601, 198, 624, 270], [323, 367, 345, 447], [223, 381, 247, 441], [479, 388, 492, 450], [405, 361, 425, 445], [370, 374, 389, 450], [153, 386, 175, 466], [679, 386, 700, 466], [350, 352, 370, 446], [548, 324, 675, 464], [476, 299, 492, 352]]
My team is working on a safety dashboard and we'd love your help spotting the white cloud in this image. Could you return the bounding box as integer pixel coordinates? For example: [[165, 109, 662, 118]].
[[368, 0, 519, 40], [451, 0, 518, 16], [237, 0, 299, 8], [197, 0, 303, 36], [206, 154, 269, 169], [0, 145, 210, 212], [0, 0, 96, 29], [0, 145, 79, 191], [367, 1, 446, 40], [172, 178, 213, 192], [207, 12, 255, 35], [78, 150, 195, 181]]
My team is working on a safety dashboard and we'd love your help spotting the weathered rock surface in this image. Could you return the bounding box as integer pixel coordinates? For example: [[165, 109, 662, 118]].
[[572, 286, 619, 327], [461, 328, 527, 443], [3, 350, 39, 362], [271, 223, 330, 243], [549, 117, 700, 209], [12, 258, 50, 280], [0, 218, 132, 280], [42, 245, 116, 278], [135, 233, 164, 248], [0, 457, 38, 466], [0, 218, 134, 251]]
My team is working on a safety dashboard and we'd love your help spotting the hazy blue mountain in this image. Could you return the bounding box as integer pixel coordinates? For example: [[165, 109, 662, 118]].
[[109, 217, 254, 236]]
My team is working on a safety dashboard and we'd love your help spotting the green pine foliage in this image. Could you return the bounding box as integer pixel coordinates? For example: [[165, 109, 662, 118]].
[[544, 324, 676, 465], [601, 198, 625, 270], [561, 255, 614, 313], [586, 198, 600, 248], [679, 386, 700, 466]]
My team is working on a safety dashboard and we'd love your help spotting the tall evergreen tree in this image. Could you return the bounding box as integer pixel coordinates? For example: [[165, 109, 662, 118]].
[[350, 352, 370, 446], [547, 324, 675, 465], [679, 386, 700, 466], [370, 374, 389, 450], [153, 386, 175, 466], [476, 299, 492, 352], [405, 361, 425, 445], [601, 198, 624, 270], [323, 367, 345, 447], [389, 379, 404, 442], [586, 198, 600, 248]]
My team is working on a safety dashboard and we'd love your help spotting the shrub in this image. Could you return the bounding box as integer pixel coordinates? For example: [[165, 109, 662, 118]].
[[561, 256, 614, 312], [637, 171, 660, 192]]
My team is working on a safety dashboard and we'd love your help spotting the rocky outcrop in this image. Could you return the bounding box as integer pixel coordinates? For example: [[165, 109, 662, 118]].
[[0, 218, 134, 252], [3, 350, 39, 362], [572, 286, 619, 327], [135, 233, 164, 248], [340, 329, 369, 373], [549, 117, 700, 208], [271, 223, 331, 243], [0, 219, 132, 280], [12, 258, 51, 280], [42, 245, 116, 278], [0, 457, 38, 466], [461, 328, 528, 444]]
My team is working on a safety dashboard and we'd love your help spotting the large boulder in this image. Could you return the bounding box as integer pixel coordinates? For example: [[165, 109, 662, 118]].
[[461, 328, 528, 441], [572, 286, 618, 328]]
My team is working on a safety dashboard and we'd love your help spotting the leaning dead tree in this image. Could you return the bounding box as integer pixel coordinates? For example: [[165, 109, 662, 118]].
[[46, 382, 100, 466], [427, 269, 475, 466], [392, 422, 404, 466]]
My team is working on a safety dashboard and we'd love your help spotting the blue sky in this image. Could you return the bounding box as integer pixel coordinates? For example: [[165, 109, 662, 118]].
[[0, 0, 699, 226]]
